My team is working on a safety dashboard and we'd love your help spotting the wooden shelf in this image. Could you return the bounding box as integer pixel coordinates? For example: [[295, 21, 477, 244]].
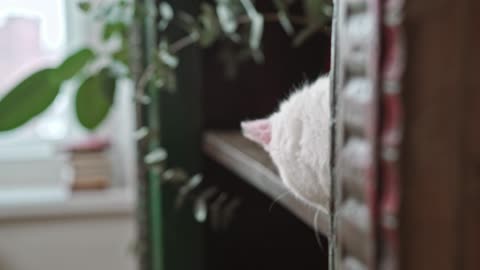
[[203, 130, 329, 234]]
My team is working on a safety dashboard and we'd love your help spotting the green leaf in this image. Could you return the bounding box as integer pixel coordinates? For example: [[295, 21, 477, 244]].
[[133, 3, 149, 19], [198, 3, 221, 47], [158, 46, 179, 69], [249, 14, 264, 50], [293, 0, 332, 46], [157, 41, 178, 69], [133, 127, 150, 141], [113, 44, 129, 67], [240, 0, 264, 50], [152, 57, 177, 92], [158, 2, 174, 30], [304, 0, 329, 25], [216, 2, 238, 34], [78, 1, 91, 12], [103, 22, 127, 41], [75, 70, 116, 130], [55, 48, 95, 80], [144, 148, 168, 166], [0, 68, 62, 131], [273, 0, 294, 35], [118, 0, 130, 8], [153, 64, 176, 92]]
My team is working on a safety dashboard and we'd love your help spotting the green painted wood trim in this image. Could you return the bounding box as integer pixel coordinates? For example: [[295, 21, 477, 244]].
[[140, 0, 166, 269], [137, 0, 205, 269], [158, 0, 205, 269], [149, 167, 164, 270]]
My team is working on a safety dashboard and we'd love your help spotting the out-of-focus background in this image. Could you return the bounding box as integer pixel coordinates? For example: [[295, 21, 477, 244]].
[[0, 1, 137, 270]]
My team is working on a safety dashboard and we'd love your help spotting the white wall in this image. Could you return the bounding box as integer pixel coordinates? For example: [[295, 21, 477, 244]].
[[0, 214, 138, 270]]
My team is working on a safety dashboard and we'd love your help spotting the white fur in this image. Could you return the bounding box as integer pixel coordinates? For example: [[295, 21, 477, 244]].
[[267, 75, 331, 208]]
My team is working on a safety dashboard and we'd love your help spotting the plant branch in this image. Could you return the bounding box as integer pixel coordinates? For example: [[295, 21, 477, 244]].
[[237, 12, 309, 25], [135, 11, 317, 95], [170, 35, 198, 54], [136, 35, 197, 95], [136, 63, 155, 96]]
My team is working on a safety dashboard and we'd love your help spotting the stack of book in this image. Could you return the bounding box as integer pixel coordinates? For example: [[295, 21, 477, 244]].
[[66, 138, 112, 191]]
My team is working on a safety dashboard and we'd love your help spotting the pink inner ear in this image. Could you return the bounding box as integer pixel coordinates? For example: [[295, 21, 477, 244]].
[[241, 119, 272, 146]]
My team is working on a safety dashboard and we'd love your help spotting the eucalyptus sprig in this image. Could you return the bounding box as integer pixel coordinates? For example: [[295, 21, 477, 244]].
[[0, 0, 332, 132], [138, 0, 332, 94]]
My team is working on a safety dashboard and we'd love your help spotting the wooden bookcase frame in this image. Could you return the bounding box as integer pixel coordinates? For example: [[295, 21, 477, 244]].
[[134, 0, 480, 269]]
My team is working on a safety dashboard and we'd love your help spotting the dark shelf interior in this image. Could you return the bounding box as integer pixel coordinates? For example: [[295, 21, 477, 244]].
[[203, 130, 330, 235], [202, 132, 329, 270], [199, 3, 332, 268]]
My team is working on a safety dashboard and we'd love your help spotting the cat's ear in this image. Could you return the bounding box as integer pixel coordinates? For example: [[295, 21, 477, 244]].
[[241, 119, 272, 147]]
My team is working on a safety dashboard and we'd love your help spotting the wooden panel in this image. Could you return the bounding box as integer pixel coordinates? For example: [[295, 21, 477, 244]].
[[458, 1, 480, 270], [203, 131, 330, 235], [400, 0, 480, 269], [341, 137, 371, 201], [334, 0, 381, 267], [339, 199, 372, 264]]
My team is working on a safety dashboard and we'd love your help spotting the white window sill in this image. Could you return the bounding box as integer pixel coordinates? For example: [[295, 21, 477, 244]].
[[0, 187, 135, 221]]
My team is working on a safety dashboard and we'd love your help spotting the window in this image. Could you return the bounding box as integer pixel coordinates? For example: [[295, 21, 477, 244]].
[[0, 0, 137, 205], [0, 0, 69, 144]]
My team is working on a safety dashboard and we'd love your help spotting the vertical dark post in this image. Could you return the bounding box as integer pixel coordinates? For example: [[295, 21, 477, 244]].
[[399, 0, 480, 269], [157, 0, 204, 270]]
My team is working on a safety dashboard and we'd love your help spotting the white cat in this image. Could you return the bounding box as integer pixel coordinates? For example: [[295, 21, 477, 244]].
[[241, 75, 331, 209]]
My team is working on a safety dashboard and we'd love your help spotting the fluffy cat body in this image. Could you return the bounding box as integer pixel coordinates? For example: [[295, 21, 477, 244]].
[[241, 75, 331, 209]]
